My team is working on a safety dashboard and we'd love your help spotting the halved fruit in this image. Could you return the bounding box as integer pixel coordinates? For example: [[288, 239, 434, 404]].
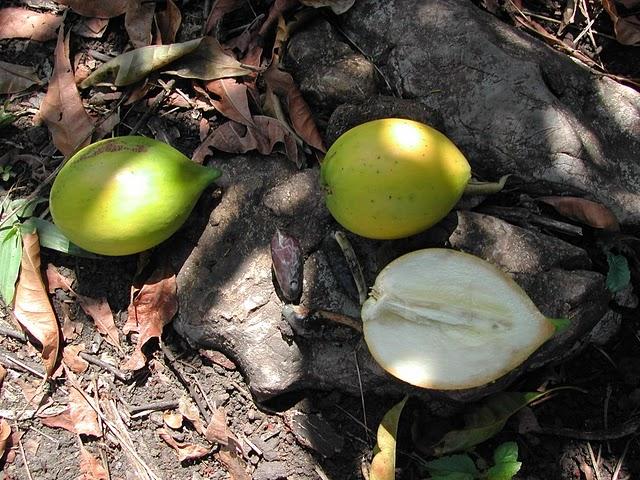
[[361, 249, 557, 390]]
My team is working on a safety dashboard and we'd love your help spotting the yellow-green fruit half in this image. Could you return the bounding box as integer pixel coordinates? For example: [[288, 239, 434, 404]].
[[321, 118, 471, 239], [50, 136, 221, 256]]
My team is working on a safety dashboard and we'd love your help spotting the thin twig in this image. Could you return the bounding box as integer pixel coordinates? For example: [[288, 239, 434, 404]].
[[611, 438, 632, 480], [79, 352, 132, 382], [587, 442, 602, 480], [334, 231, 368, 305], [129, 399, 179, 415], [604, 383, 612, 452], [0, 351, 46, 379], [0, 325, 27, 342], [18, 434, 34, 480], [354, 350, 370, 446], [129, 80, 175, 135]]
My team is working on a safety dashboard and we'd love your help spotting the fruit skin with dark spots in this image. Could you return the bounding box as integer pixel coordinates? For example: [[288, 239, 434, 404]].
[[320, 118, 471, 239], [50, 136, 221, 256]]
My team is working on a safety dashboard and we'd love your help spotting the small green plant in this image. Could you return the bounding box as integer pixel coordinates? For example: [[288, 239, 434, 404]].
[[0, 165, 16, 182], [422, 441, 522, 480]]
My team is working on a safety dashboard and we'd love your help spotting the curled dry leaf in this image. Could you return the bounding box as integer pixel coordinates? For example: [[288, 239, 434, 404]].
[[0, 418, 11, 459], [156, 0, 182, 44], [163, 411, 183, 430], [263, 65, 326, 152], [178, 397, 205, 435], [76, 295, 121, 350], [68, 384, 102, 437], [193, 116, 299, 165], [206, 78, 254, 126], [164, 36, 252, 80], [62, 343, 89, 374], [158, 428, 211, 462], [38, 25, 94, 157], [122, 263, 178, 370], [13, 233, 60, 377], [80, 38, 202, 88], [538, 196, 620, 231], [300, 0, 356, 14], [199, 349, 236, 370], [602, 0, 640, 45], [0, 61, 41, 94], [79, 443, 109, 480], [0, 365, 6, 390], [0, 8, 62, 41], [124, 0, 155, 48], [55, 0, 128, 18]]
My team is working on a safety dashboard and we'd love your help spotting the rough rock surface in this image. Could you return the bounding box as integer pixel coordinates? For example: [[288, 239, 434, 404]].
[[287, 0, 640, 225]]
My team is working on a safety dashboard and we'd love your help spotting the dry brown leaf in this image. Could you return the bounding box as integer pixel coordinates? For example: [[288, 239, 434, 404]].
[[122, 262, 178, 370], [602, 0, 640, 45], [178, 397, 205, 435], [217, 449, 251, 480], [0, 61, 41, 94], [0, 8, 62, 41], [68, 384, 102, 437], [13, 233, 60, 377], [204, 0, 246, 35], [0, 418, 11, 459], [205, 78, 254, 126], [45, 264, 74, 293], [55, 0, 128, 18], [263, 65, 326, 152], [300, 0, 355, 14], [158, 428, 211, 462], [76, 295, 121, 349], [38, 25, 94, 157], [0, 365, 6, 391], [538, 196, 620, 231], [78, 443, 109, 480], [200, 349, 236, 370], [40, 409, 75, 432], [62, 343, 89, 373], [205, 407, 243, 454], [73, 17, 110, 39], [258, 0, 300, 37], [156, 0, 182, 44], [163, 411, 183, 430], [192, 116, 299, 165], [125, 0, 155, 48]]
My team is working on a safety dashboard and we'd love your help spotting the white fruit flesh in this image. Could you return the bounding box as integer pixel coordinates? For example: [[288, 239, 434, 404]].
[[361, 249, 555, 390]]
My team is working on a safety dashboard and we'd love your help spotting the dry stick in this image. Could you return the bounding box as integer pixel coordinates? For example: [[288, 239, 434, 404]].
[[17, 434, 35, 480], [0, 325, 27, 342], [160, 342, 211, 424], [353, 350, 370, 446], [587, 442, 602, 480], [521, 9, 616, 40], [128, 399, 179, 415], [604, 383, 612, 453], [0, 350, 46, 379], [79, 352, 132, 383], [611, 438, 632, 480]]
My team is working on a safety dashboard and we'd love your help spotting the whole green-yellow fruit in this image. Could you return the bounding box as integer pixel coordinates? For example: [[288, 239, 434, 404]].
[[321, 118, 471, 239], [50, 136, 221, 256]]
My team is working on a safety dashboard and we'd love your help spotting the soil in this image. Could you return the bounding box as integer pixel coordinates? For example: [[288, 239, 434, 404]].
[[1, 1, 639, 480]]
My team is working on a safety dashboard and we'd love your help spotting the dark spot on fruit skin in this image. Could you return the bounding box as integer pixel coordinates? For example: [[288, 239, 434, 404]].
[[74, 139, 148, 163]]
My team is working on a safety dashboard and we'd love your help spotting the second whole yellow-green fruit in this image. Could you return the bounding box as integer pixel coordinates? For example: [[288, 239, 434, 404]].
[[49, 136, 221, 256], [320, 118, 471, 239]]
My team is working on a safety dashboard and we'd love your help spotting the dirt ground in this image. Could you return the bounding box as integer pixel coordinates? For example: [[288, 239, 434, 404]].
[[1, 0, 640, 479]]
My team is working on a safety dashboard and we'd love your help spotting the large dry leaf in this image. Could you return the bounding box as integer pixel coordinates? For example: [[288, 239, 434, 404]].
[[69, 384, 102, 437], [76, 295, 121, 349], [263, 65, 325, 152], [0, 8, 62, 41], [156, 0, 182, 44], [40, 409, 76, 431], [0, 61, 42, 94], [38, 26, 94, 157], [157, 429, 211, 462], [300, 0, 355, 13], [45, 263, 74, 292], [62, 343, 89, 373], [539, 196, 620, 231], [73, 18, 110, 39], [80, 38, 201, 88], [204, 0, 245, 35], [602, 0, 640, 45], [125, 0, 155, 48], [54, 0, 128, 18], [217, 450, 251, 480], [0, 418, 11, 459], [206, 78, 254, 126], [192, 116, 299, 165], [122, 263, 178, 370], [13, 233, 60, 377], [205, 407, 243, 454], [79, 444, 109, 480], [164, 36, 252, 80]]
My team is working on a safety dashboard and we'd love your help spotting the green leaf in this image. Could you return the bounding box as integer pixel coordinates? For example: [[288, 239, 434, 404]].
[[0, 225, 22, 305], [424, 454, 479, 476], [20, 218, 99, 258], [431, 473, 476, 480], [370, 396, 408, 480], [486, 442, 521, 480], [605, 252, 630, 293], [548, 317, 571, 333], [433, 390, 558, 455]]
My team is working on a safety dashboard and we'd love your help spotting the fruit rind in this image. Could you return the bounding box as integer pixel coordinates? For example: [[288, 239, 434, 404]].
[[361, 248, 556, 390]]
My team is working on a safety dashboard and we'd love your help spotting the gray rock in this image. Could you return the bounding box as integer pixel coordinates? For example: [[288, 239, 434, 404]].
[[252, 461, 288, 480], [288, 0, 640, 224]]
